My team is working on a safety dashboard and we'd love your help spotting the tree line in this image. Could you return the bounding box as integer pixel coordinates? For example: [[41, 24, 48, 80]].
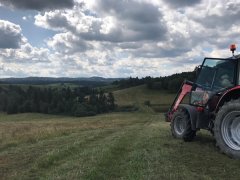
[[0, 85, 115, 116], [112, 71, 196, 92]]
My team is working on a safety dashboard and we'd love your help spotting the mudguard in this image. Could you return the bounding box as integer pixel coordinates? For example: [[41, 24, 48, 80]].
[[216, 86, 240, 112]]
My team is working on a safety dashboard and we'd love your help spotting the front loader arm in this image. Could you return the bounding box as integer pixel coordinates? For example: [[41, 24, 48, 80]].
[[165, 80, 193, 122]]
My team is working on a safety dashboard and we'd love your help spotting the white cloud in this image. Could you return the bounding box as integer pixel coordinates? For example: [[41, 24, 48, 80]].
[[0, 20, 25, 49], [162, 0, 202, 8], [47, 32, 92, 54], [0, 20, 51, 77], [1, 0, 240, 78], [35, 10, 73, 32], [0, 44, 50, 65], [0, 0, 74, 11], [100, 16, 116, 34], [34, 0, 167, 42]]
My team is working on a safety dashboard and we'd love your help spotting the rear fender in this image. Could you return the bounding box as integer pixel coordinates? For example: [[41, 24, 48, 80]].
[[216, 86, 240, 112]]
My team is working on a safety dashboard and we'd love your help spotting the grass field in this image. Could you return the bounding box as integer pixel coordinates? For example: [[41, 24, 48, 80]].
[[1, 85, 240, 179], [113, 85, 175, 106], [113, 85, 176, 113], [1, 112, 240, 179]]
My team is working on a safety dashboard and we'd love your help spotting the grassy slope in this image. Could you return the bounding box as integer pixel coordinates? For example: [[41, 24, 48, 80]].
[[113, 85, 175, 106], [1, 112, 240, 179], [113, 85, 176, 112]]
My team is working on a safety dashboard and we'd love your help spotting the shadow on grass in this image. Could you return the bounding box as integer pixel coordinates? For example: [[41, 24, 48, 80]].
[[194, 133, 215, 145]]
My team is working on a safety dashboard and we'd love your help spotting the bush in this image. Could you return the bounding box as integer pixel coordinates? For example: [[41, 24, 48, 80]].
[[116, 105, 139, 112], [73, 104, 96, 117], [144, 100, 151, 106]]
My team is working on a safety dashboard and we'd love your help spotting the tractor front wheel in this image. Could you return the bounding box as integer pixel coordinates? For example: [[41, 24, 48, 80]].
[[214, 99, 240, 159], [171, 109, 196, 142]]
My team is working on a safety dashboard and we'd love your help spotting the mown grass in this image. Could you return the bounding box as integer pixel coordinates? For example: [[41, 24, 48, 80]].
[[1, 112, 240, 180]]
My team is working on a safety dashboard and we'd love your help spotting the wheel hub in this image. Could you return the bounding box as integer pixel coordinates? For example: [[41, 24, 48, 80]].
[[174, 116, 186, 136], [221, 111, 240, 151]]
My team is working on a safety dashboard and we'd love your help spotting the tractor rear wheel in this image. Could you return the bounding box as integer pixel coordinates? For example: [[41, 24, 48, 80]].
[[214, 99, 240, 159], [171, 109, 196, 141]]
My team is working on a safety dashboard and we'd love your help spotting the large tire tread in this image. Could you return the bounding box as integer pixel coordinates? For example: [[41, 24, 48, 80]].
[[171, 109, 196, 141], [214, 99, 240, 159]]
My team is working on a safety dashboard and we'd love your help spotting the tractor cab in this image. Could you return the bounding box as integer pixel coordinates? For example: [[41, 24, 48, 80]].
[[196, 58, 236, 91], [166, 44, 240, 159], [190, 57, 237, 107]]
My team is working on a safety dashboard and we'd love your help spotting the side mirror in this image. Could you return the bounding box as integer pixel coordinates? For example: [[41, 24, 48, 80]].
[[194, 65, 201, 76]]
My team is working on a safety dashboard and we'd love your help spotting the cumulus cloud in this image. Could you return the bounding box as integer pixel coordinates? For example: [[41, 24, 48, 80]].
[[47, 32, 92, 53], [0, 20, 25, 49], [162, 0, 202, 8], [0, 20, 50, 63], [93, 0, 167, 42], [191, 1, 240, 30], [1, 0, 240, 78], [32, 0, 238, 77], [0, 41, 52, 78], [35, 10, 73, 31], [35, 0, 167, 43], [0, 43, 50, 63], [0, 0, 74, 11]]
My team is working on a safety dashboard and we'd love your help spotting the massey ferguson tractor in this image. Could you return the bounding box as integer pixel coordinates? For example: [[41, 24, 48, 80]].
[[166, 44, 240, 159]]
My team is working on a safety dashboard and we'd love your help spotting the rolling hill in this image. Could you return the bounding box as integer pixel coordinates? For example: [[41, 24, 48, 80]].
[[113, 84, 176, 113], [0, 77, 123, 87], [113, 84, 175, 106]]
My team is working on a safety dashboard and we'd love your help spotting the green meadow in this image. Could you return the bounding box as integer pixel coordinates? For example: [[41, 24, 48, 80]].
[[1, 85, 240, 179]]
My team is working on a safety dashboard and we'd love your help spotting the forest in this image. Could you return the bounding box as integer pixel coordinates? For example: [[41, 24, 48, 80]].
[[112, 71, 196, 92], [0, 85, 115, 117]]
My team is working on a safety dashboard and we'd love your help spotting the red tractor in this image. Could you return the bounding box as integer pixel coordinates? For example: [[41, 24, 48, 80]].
[[166, 44, 240, 159]]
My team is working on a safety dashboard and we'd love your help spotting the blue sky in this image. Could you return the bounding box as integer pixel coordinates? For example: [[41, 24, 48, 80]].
[[0, 6, 55, 47], [0, 0, 239, 78]]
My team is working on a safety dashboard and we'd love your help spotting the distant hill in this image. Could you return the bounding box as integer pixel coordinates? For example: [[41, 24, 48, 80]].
[[0, 77, 124, 87], [112, 71, 196, 92]]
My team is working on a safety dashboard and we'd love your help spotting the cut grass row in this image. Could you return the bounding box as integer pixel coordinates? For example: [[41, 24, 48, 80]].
[[1, 112, 240, 179]]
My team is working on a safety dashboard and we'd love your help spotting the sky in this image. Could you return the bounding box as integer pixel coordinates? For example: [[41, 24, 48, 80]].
[[0, 0, 239, 78]]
